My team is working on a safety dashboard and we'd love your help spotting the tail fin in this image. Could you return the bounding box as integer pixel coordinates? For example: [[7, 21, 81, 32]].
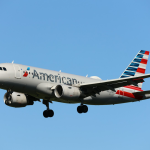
[[120, 50, 149, 88]]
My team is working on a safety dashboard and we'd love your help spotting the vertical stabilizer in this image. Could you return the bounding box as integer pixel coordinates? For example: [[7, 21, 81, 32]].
[[120, 50, 149, 88]]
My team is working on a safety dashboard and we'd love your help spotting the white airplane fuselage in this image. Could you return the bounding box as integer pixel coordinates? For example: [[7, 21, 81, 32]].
[[0, 63, 147, 106]]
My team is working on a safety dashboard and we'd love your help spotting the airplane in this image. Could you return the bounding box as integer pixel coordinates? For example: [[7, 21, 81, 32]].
[[1, 50, 150, 118]]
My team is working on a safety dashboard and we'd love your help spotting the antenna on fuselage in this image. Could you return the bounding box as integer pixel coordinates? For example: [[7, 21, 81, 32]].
[[86, 74, 88, 77], [12, 60, 14, 64], [59, 70, 61, 72]]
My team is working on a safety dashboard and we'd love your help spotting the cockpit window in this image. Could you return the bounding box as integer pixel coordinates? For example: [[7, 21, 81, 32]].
[[0, 67, 2, 70], [3, 67, 7, 71]]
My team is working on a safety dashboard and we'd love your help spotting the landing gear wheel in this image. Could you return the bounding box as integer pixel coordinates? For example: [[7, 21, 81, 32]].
[[48, 110, 54, 117], [43, 110, 49, 118], [77, 106, 83, 113], [77, 105, 88, 114], [83, 105, 88, 113], [43, 110, 54, 118]]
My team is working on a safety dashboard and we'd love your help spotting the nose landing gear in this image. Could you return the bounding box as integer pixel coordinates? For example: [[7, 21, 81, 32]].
[[43, 100, 54, 118]]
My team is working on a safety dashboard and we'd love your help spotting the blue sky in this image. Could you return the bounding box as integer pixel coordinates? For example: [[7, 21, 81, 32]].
[[0, 0, 150, 150]]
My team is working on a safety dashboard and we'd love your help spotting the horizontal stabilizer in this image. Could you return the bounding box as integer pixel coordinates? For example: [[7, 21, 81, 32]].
[[133, 90, 150, 95]]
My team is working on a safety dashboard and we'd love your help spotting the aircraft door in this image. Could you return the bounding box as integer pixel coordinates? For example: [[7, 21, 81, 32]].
[[13, 65, 21, 79]]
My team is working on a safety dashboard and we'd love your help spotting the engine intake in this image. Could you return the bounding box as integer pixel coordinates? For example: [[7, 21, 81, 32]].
[[54, 85, 81, 100], [4, 92, 34, 108]]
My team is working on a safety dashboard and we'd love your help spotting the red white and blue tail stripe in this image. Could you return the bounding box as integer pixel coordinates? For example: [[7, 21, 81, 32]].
[[120, 50, 149, 88]]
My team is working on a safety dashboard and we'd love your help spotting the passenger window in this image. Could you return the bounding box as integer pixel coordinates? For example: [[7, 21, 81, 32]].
[[0, 67, 2, 70], [3, 67, 7, 71]]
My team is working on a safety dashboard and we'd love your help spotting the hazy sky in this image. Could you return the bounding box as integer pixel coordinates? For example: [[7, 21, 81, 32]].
[[0, 1, 150, 150]]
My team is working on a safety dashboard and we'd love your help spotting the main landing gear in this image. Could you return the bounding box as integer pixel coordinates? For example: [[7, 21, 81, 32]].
[[77, 105, 88, 114], [43, 100, 54, 118]]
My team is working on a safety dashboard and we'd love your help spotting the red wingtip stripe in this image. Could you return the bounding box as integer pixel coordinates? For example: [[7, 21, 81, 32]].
[[145, 51, 149, 55], [136, 68, 145, 74], [140, 59, 148, 64]]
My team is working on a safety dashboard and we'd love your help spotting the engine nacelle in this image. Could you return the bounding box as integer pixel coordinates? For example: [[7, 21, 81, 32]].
[[54, 84, 81, 100], [3, 92, 34, 108]]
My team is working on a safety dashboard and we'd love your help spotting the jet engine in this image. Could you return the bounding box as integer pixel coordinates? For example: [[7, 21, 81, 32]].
[[54, 85, 81, 100], [3, 92, 34, 108]]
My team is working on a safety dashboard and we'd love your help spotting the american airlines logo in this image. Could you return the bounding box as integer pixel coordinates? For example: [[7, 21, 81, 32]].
[[23, 67, 30, 77], [24, 69, 82, 85]]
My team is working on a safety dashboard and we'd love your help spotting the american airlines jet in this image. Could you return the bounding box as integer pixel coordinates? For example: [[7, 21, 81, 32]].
[[1, 50, 150, 118]]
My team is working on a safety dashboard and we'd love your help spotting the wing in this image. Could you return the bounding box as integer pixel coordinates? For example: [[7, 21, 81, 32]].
[[132, 90, 150, 100], [78, 74, 150, 95], [133, 90, 150, 95]]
